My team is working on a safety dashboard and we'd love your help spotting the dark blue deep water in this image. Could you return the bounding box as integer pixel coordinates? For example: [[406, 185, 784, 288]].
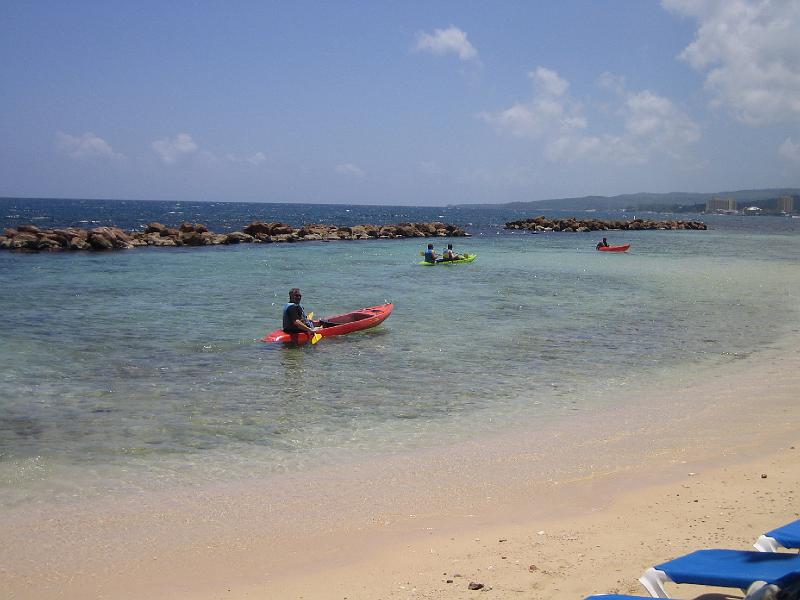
[[3, 196, 800, 235]]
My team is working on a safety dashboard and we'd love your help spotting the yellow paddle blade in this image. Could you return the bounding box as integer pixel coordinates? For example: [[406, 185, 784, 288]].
[[311, 332, 323, 345], [307, 312, 314, 319]]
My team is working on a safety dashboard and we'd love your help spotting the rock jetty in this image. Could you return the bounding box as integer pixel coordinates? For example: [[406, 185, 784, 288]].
[[505, 216, 707, 233], [0, 220, 469, 252]]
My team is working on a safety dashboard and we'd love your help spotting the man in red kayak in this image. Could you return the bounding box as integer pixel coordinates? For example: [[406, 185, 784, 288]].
[[596, 237, 610, 250], [282, 288, 318, 335]]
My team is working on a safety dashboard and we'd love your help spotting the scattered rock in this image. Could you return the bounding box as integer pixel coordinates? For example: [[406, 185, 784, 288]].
[[222, 231, 254, 244], [505, 216, 707, 233], [468, 582, 484, 590], [0, 220, 469, 253], [761, 473, 768, 478], [145, 222, 169, 235], [87, 231, 115, 250], [529, 564, 538, 572]]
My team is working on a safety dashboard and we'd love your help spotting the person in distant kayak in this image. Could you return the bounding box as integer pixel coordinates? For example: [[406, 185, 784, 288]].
[[423, 243, 438, 263], [282, 288, 317, 335], [596, 237, 610, 250], [441, 243, 463, 261]]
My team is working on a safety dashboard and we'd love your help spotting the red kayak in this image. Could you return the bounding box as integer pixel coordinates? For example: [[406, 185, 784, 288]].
[[262, 303, 394, 344], [597, 244, 630, 252]]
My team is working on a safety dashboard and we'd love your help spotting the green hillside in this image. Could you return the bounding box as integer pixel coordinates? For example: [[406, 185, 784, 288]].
[[455, 188, 800, 212]]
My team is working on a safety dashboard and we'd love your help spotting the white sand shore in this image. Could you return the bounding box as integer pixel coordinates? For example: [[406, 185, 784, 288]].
[[2, 336, 798, 600]]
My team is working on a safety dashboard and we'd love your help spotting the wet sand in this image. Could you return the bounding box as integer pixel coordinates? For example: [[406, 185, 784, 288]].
[[1, 335, 798, 599]]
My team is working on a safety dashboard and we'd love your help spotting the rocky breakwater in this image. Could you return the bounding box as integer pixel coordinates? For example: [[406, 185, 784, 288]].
[[505, 216, 707, 233], [0, 220, 468, 252]]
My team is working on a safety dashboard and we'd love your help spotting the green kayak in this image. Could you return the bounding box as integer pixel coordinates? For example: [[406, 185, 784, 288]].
[[418, 253, 477, 266]]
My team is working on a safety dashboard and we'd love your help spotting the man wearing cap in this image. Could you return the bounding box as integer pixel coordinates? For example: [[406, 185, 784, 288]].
[[282, 288, 317, 335]]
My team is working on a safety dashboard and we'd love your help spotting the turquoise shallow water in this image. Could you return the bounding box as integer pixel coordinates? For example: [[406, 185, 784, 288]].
[[1, 200, 800, 507]]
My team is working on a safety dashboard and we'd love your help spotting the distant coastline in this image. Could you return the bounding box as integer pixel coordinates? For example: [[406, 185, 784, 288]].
[[451, 187, 800, 214], [3, 186, 799, 213]]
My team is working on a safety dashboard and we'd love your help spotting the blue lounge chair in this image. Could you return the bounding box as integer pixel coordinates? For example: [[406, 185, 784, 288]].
[[755, 519, 800, 552], [639, 549, 800, 597]]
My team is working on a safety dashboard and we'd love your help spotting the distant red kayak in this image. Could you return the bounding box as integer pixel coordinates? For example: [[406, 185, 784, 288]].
[[262, 303, 394, 344], [597, 244, 630, 252]]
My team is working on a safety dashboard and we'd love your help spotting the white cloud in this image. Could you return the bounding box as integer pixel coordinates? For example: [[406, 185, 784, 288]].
[[779, 137, 800, 163], [246, 152, 267, 166], [597, 72, 626, 95], [663, 0, 800, 124], [482, 98, 581, 140], [152, 133, 198, 164], [481, 67, 585, 141], [531, 67, 569, 96], [482, 67, 700, 165], [335, 163, 365, 178], [625, 91, 700, 148], [413, 26, 478, 61], [226, 151, 268, 166], [55, 132, 123, 160]]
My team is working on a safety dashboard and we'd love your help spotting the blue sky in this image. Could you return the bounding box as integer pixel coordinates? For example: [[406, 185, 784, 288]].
[[1, 1, 798, 205]]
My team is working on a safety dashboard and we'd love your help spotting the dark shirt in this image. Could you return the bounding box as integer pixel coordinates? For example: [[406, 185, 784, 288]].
[[596, 240, 609, 249], [424, 249, 435, 263], [283, 303, 306, 333]]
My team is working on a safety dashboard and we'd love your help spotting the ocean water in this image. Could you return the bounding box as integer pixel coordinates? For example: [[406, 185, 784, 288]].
[[1, 198, 799, 508]]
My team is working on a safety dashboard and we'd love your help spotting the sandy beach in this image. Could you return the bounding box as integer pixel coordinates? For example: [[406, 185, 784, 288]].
[[2, 332, 798, 600]]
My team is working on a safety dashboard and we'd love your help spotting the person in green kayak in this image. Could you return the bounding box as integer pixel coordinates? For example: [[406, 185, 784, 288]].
[[423, 243, 438, 263], [282, 288, 317, 335], [596, 237, 610, 250], [441, 243, 463, 261]]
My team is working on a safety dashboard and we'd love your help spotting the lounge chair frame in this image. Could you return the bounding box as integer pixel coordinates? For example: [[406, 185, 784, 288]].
[[754, 519, 800, 553], [639, 567, 674, 598]]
